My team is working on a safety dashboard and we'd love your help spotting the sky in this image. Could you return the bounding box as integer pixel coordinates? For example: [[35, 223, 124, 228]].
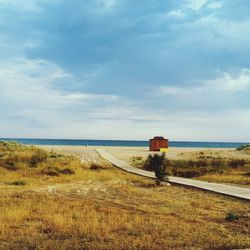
[[0, 0, 250, 141]]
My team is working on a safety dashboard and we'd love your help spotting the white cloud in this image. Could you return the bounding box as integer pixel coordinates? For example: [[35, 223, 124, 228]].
[[154, 69, 250, 99], [0, 0, 42, 13], [96, 0, 118, 10], [170, 15, 250, 54], [195, 16, 250, 41], [0, 57, 120, 133], [187, 0, 208, 11], [0, 58, 249, 141], [167, 9, 185, 19], [156, 86, 191, 96], [204, 69, 250, 91], [206, 1, 223, 10], [56, 93, 118, 102]]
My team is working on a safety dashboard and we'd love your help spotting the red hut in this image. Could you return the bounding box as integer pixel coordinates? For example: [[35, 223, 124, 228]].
[[149, 136, 169, 151]]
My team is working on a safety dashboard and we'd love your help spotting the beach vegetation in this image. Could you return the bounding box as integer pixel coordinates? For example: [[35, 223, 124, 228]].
[[0, 141, 81, 181], [130, 156, 144, 168], [7, 180, 27, 186], [145, 153, 168, 181], [0, 142, 249, 249], [236, 144, 250, 151], [41, 166, 61, 176], [29, 149, 48, 167], [136, 154, 250, 186], [90, 163, 107, 170], [60, 168, 75, 175], [226, 212, 240, 222]]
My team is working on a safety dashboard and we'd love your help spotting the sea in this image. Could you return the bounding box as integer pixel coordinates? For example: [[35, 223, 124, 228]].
[[0, 138, 249, 149]]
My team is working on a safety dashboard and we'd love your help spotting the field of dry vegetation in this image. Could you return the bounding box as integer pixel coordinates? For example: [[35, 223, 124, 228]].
[[0, 142, 249, 249], [129, 148, 250, 187]]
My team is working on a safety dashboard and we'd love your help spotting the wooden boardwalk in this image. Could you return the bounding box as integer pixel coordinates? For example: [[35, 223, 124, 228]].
[[96, 149, 250, 201]]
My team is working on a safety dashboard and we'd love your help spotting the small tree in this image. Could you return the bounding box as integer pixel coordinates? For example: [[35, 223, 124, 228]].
[[146, 153, 168, 182]]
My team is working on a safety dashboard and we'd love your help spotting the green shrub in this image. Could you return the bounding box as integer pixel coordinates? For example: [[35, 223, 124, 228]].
[[3, 155, 19, 171], [49, 152, 64, 158], [236, 144, 250, 151], [130, 156, 144, 168], [49, 154, 59, 159], [172, 160, 188, 169], [172, 168, 208, 178], [226, 212, 239, 222], [0, 152, 7, 158], [29, 149, 48, 167], [196, 160, 208, 168], [60, 168, 75, 175], [90, 164, 106, 170], [41, 166, 61, 176], [229, 159, 246, 168], [8, 180, 26, 186], [211, 159, 225, 168], [243, 172, 250, 177], [146, 153, 168, 182]]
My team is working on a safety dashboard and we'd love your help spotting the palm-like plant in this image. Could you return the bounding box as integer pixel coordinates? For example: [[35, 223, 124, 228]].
[[146, 153, 168, 182]]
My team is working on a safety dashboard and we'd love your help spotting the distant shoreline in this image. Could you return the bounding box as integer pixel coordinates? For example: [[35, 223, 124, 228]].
[[1, 138, 249, 148]]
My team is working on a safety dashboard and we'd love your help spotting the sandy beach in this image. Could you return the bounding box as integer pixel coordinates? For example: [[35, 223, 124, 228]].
[[38, 145, 250, 164]]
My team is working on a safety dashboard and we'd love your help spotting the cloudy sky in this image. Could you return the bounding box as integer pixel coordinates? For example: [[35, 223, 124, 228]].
[[0, 0, 250, 141]]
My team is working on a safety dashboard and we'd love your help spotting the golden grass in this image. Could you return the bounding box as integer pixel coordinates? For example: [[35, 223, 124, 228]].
[[1, 166, 250, 249], [197, 172, 250, 186], [129, 155, 250, 187], [0, 142, 250, 249]]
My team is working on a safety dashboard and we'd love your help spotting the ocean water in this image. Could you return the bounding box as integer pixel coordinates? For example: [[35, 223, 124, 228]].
[[0, 138, 249, 148]]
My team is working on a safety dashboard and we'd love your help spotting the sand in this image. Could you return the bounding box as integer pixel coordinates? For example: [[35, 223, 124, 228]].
[[38, 145, 250, 164]]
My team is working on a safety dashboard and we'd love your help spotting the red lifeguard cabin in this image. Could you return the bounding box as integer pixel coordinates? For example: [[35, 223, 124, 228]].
[[149, 136, 169, 151]]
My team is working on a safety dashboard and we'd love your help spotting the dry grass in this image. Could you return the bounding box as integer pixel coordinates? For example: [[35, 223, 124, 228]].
[[0, 142, 250, 249], [129, 154, 250, 187], [197, 172, 250, 186]]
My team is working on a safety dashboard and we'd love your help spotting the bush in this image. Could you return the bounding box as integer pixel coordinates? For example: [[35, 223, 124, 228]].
[[29, 149, 48, 167], [41, 166, 61, 176], [196, 160, 208, 168], [0, 152, 7, 158], [49, 154, 59, 159], [172, 160, 188, 169], [226, 212, 239, 222], [49, 152, 64, 159], [172, 168, 208, 178], [90, 163, 106, 170], [229, 159, 246, 168], [8, 180, 26, 186], [211, 159, 225, 168], [236, 144, 250, 151], [146, 153, 168, 182], [60, 168, 75, 175], [243, 172, 250, 177], [130, 156, 144, 168], [3, 155, 19, 171]]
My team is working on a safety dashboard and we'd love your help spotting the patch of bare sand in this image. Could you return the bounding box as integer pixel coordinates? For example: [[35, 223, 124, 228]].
[[39, 145, 250, 165]]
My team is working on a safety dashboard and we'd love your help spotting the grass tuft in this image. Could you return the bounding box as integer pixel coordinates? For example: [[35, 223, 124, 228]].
[[7, 180, 27, 186], [236, 144, 250, 151], [226, 212, 240, 222], [90, 163, 107, 170]]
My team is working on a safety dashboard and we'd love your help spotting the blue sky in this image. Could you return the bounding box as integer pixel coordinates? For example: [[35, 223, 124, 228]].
[[0, 0, 250, 141]]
